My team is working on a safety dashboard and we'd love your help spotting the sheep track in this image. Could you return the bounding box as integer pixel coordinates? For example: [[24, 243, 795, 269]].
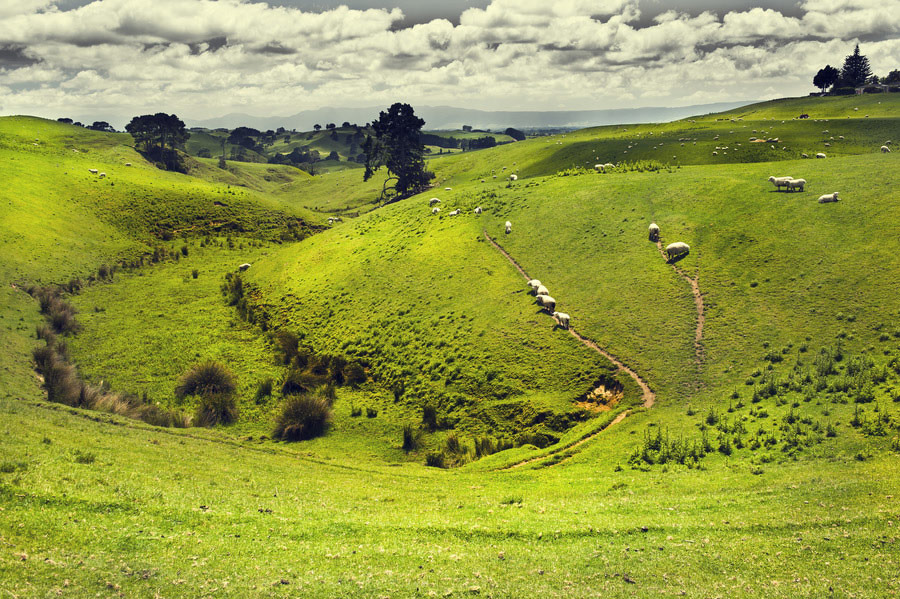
[[483, 229, 656, 469], [656, 240, 705, 364]]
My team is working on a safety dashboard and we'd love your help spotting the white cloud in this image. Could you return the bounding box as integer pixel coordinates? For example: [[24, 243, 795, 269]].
[[1, 0, 898, 124]]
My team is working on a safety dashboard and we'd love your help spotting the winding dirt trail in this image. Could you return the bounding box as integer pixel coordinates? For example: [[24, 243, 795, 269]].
[[483, 230, 657, 469], [657, 240, 705, 362]]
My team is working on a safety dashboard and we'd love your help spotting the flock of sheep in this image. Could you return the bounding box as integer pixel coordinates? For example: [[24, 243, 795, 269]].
[[768, 175, 840, 203], [526, 278, 569, 330]]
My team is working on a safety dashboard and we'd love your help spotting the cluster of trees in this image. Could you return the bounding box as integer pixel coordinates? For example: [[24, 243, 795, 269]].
[[813, 44, 900, 94], [56, 118, 117, 132], [421, 133, 498, 151], [125, 113, 189, 171]]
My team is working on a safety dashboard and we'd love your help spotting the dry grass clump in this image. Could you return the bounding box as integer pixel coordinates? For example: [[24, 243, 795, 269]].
[[272, 390, 332, 441]]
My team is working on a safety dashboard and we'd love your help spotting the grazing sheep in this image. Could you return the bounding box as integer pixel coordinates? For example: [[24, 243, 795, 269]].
[[768, 176, 793, 190], [536, 295, 556, 312], [98, 172, 106, 178], [594, 164, 604, 171], [509, 174, 518, 181], [648, 223, 660, 242], [429, 198, 441, 206], [817, 192, 839, 203], [535, 285, 549, 297], [445, 187, 452, 191], [505, 221, 512, 234], [665, 242, 690, 260], [238, 263, 251, 271], [124, 163, 132, 167], [448, 209, 461, 216], [604, 163, 614, 169], [88, 168, 98, 174], [816, 153, 826, 159], [801, 153, 809, 158], [432, 207, 441, 215], [882, 145, 891, 153], [527, 279, 541, 292], [786, 178, 806, 192], [328, 217, 335, 224], [474, 206, 482, 214], [552, 311, 571, 329]]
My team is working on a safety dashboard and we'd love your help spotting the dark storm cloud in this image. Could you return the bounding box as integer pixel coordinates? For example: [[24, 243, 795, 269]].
[[0, 45, 41, 68]]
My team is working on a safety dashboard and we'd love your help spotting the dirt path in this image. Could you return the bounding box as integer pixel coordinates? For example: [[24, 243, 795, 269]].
[[657, 240, 705, 362], [483, 230, 657, 469]]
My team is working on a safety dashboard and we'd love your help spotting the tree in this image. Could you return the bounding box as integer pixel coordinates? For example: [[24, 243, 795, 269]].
[[363, 103, 434, 201], [341, 121, 351, 128], [885, 70, 900, 84], [327, 150, 339, 161], [326, 123, 336, 130], [841, 44, 872, 88], [88, 121, 115, 132], [313, 124, 321, 131], [125, 113, 189, 170], [813, 65, 839, 93], [56, 117, 73, 124]]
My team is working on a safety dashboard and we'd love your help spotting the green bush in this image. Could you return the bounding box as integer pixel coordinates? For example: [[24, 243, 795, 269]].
[[255, 378, 273, 403], [175, 361, 237, 400], [272, 392, 332, 441], [281, 368, 326, 395], [194, 393, 239, 427], [402, 423, 422, 452], [425, 451, 446, 468]]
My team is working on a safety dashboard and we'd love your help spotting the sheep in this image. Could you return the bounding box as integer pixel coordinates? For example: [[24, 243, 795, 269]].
[[527, 279, 541, 292], [604, 163, 614, 169], [817, 192, 839, 203], [88, 168, 98, 174], [816, 153, 826, 159], [801, 153, 809, 158], [768, 176, 793, 190], [448, 209, 461, 216], [648, 222, 660, 242], [594, 164, 604, 171], [665, 242, 690, 260], [535, 285, 549, 297], [445, 187, 452, 191], [536, 295, 556, 312], [474, 206, 483, 214], [125, 163, 132, 167], [98, 172, 106, 178], [552, 311, 571, 329], [882, 145, 891, 153], [509, 174, 518, 181], [429, 198, 441, 206], [505, 221, 512, 234], [327, 217, 335, 224], [238, 263, 251, 271], [432, 207, 441, 215], [786, 178, 806, 192]]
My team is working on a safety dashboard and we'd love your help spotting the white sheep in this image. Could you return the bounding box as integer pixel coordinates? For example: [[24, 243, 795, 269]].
[[881, 145, 891, 153], [509, 174, 518, 181], [604, 163, 614, 169], [665, 242, 690, 260], [536, 295, 556, 312], [535, 285, 549, 297], [505, 221, 512, 234], [448, 209, 461, 216], [445, 187, 452, 191], [768, 176, 793, 191], [432, 207, 441, 215], [238, 263, 251, 271], [527, 279, 541, 291], [594, 164, 604, 171], [648, 223, 660, 241], [88, 168, 98, 174], [474, 206, 482, 214], [817, 192, 839, 203], [816, 153, 826, 159], [125, 163, 132, 167], [98, 172, 106, 178], [801, 153, 809, 158], [552, 311, 570, 329], [429, 198, 441, 206], [786, 178, 806, 192]]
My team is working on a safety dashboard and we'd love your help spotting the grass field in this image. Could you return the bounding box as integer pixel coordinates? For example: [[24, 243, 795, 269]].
[[2, 95, 900, 596]]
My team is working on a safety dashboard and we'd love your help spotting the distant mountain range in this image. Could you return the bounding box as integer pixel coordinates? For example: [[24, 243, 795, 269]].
[[186, 101, 756, 132]]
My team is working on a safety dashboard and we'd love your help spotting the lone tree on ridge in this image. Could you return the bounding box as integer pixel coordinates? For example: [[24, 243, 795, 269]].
[[363, 103, 434, 202]]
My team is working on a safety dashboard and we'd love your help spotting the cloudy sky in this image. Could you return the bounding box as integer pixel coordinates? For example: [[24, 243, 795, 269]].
[[1, 0, 898, 126]]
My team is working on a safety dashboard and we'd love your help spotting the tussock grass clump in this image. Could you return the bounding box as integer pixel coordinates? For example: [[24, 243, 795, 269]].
[[255, 378, 273, 403], [402, 423, 422, 452], [175, 361, 237, 400], [272, 391, 332, 441], [425, 451, 446, 468], [193, 393, 239, 427]]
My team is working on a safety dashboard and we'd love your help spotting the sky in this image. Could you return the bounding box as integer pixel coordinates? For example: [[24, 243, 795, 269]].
[[1, 0, 898, 126]]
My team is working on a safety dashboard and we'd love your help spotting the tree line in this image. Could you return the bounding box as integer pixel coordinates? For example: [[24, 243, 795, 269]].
[[813, 44, 900, 94]]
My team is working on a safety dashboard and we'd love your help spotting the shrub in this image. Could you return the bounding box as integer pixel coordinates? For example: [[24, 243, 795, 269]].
[[344, 362, 366, 387], [194, 393, 239, 427], [35, 323, 56, 345], [272, 392, 332, 441], [192, 269, 199, 279], [366, 407, 378, 418], [402, 424, 422, 452], [255, 378, 273, 403], [425, 451, 446, 468], [174, 361, 237, 400], [422, 404, 438, 431], [281, 368, 326, 396], [42, 357, 81, 406], [350, 404, 362, 417], [181, 245, 189, 256], [273, 330, 300, 365]]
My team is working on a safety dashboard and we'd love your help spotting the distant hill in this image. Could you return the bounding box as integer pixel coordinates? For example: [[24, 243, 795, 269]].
[[186, 101, 757, 132]]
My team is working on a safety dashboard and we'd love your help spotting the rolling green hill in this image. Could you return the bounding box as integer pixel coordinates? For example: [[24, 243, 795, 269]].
[[2, 96, 900, 597]]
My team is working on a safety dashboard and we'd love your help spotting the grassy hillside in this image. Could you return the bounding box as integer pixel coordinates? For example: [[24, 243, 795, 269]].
[[2, 96, 900, 596]]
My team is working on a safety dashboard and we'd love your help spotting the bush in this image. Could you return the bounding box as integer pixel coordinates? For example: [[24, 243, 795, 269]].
[[273, 330, 300, 365], [272, 392, 332, 441], [366, 406, 378, 418], [281, 368, 326, 396], [255, 378, 273, 403], [174, 361, 237, 400], [422, 404, 438, 431], [402, 423, 422, 452], [425, 451, 446, 468], [194, 393, 239, 427], [344, 362, 366, 387]]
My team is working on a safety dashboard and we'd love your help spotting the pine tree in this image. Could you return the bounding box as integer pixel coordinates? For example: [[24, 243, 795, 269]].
[[840, 44, 872, 88]]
